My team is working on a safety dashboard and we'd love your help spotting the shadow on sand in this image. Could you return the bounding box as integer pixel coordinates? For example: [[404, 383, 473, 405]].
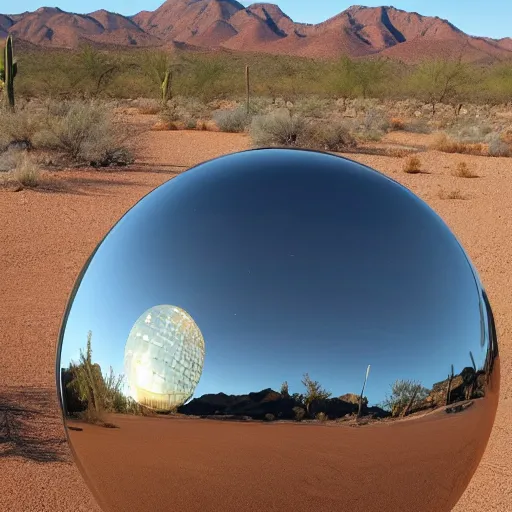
[[0, 387, 70, 463]]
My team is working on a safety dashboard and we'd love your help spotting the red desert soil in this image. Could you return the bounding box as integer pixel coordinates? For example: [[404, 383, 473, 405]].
[[0, 129, 511, 511]]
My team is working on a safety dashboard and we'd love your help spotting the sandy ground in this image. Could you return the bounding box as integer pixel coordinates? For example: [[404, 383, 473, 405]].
[[0, 128, 511, 511], [66, 386, 498, 512]]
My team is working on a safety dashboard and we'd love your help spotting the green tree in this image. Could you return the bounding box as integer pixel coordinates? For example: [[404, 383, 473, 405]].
[[78, 44, 119, 97], [280, 381, 289, 397], [67, 331, 104, 419], [334, 56, 390, 99], [383, 379, 429, 418], [407, 58, 469, 115], [301, 373, 331, 417]]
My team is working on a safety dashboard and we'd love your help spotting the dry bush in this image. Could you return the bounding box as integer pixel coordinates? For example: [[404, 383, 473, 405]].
[[185, 118, 198, 130], [316, 412, 328, 422], [250, 110, 306, 147], [293, 96, 330, 118], [196, 120, 210, 131], [439, 188, 467, 200], [250, 111, 357, 151], [454, 161, 478, 178], [1, 106, 45, 149], [305, 122, 357, 152], [403, 155, 423, 173], [213, 107, 250, 133], [403, 119, 431, 134], [293, 406, 306, 421], [431, 133, 485, 156], [12, 152, 40, 188], [136, 98, 161, 115], [0, 147, 24, 172], [174, 96, 212, 120], [151, 120, 179, 131], [159, 104, 180, 124], [384, 147, 417, 158], [446, 120, 493, 143], [501, 130, 512, 145], [390, 117, 405, 131], [488, 133, 511, 157], [357, 108, 390, 141], [43, 101, 134, 166]]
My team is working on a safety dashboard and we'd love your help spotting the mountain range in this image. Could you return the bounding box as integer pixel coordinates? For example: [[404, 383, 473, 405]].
[[1, 1, 511, 63]]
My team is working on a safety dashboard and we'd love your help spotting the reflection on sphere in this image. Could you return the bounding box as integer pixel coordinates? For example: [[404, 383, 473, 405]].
[[124, 305, 205, 411]]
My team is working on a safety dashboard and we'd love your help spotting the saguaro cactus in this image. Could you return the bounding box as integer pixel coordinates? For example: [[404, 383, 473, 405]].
[[2, 35, 17, 110], [161, 69, 172, 106], [245, 65, 250, 115]]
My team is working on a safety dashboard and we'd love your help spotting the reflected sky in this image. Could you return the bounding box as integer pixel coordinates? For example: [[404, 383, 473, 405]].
[[59, 149, 488, 407]]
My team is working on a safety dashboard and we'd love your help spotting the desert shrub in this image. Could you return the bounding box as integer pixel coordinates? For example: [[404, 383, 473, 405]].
[[293, 406, 306, 421], [488, 133, 511, 157], [174, 96, 211, 119], [185, 118, 198, 129], [0, 147, 24, 172], [454, 161, 478, 178], [305, 122, 357, 152], [363, 108, 390, 133], [447, 120, 493, 143], [12, 152, 40, 188], [43, 101, 133, 166], [439, 188, 467, 200], [501, 130, 512, 145], [264, 413, 276, 422], [250, 111, 357, 151], [403, 119, 431, 134], [159, 104, 181, 124], [136, 98, 161, 115], [316, 412, 328, 422], [390, 117, 405, 130], [431, 133, 485, 155], [250, 110, 306, 147], [1, 106, 45, 149], [385, 147, 417, 158], [293, 96, 330, 118], [213, 107, 250, 133], [403, 155, 422, 173]]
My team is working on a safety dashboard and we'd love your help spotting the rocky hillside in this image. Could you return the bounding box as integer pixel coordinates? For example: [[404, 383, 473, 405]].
[[1, 1, 511, 63]]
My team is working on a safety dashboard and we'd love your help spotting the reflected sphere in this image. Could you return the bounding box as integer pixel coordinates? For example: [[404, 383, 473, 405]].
[[57, 148, 499, 512], [124, 305, 205, 411]]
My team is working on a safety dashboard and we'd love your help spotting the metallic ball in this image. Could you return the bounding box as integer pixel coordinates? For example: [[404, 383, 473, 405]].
[[57, 148, 499, 512]]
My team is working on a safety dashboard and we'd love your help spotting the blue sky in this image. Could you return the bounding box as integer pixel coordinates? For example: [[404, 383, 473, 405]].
[[58, 149, 490, 410], [7, 1, 512, 40]]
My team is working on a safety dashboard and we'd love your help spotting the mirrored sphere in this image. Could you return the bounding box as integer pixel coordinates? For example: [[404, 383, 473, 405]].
[[57, 148, 499, 512], [124, 305, 205, 411]]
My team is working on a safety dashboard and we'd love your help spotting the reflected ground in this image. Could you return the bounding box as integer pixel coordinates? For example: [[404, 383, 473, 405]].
[[57, 149, 500, 512], [67, 368, 499, 512]]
